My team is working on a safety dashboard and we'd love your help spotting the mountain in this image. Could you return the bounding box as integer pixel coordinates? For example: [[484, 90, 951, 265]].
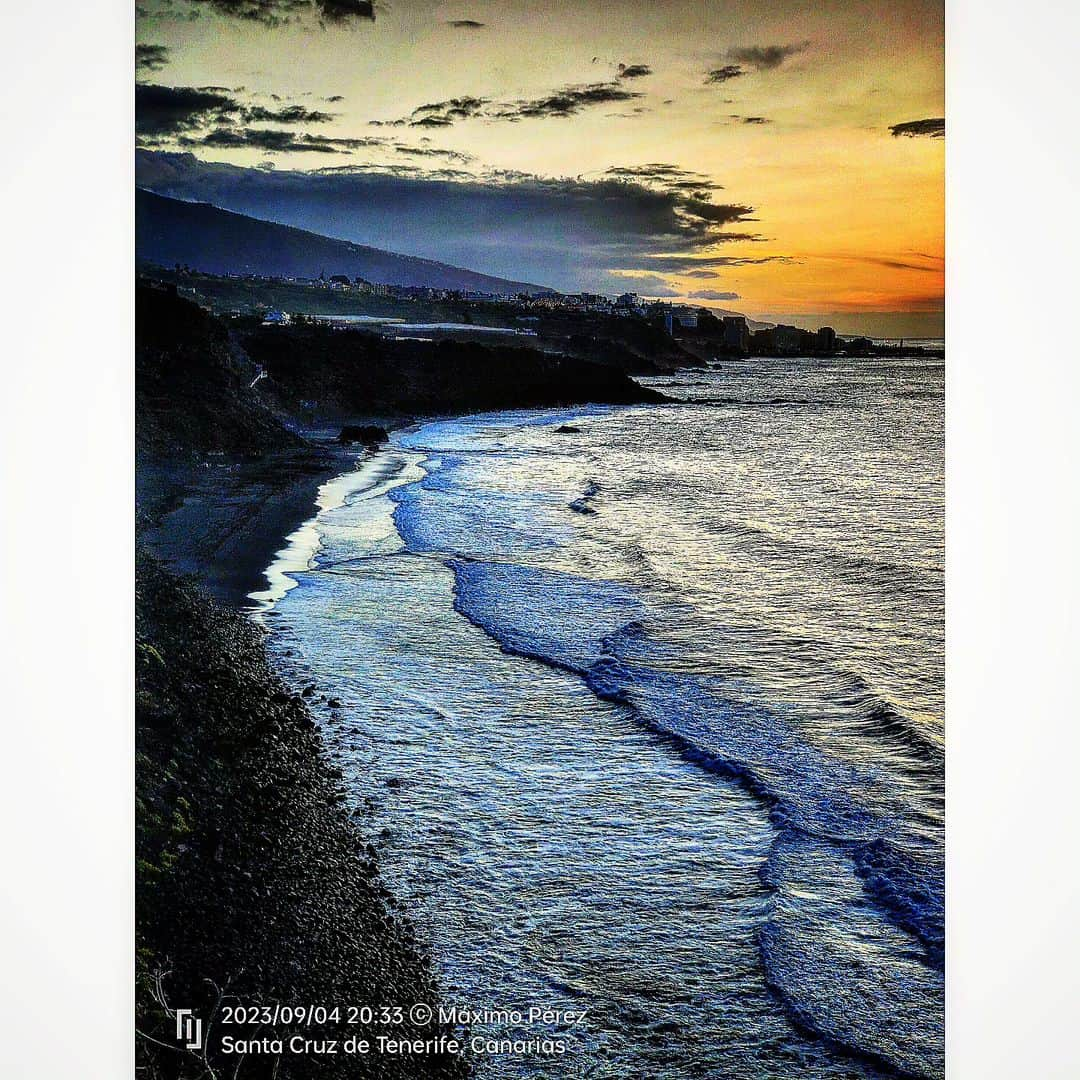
[[136, 188, 550, 294]]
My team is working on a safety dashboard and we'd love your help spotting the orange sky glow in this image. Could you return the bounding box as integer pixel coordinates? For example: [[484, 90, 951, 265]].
[[136, 0, 944, 337]]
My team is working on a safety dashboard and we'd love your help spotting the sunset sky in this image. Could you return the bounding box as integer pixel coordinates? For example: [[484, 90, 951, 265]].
[[135, 0, 944, 336]]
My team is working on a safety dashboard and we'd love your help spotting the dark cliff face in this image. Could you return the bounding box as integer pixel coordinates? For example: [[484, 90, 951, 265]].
[[536, 312, 705, 374], [137, 285, 666, 460], [137, 284, 305, 458], [136, 553, 468, 1080], [240, 325, 668, 420]]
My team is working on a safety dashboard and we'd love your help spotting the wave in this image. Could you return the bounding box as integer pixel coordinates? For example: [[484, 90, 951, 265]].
[[760, 833, 944, 1080], [448, 562, 939, 896], [828, 670, 945, 766], [444, 558, 943, 1076], [568, 480, 601, 515], [696, 396, 830, 407]]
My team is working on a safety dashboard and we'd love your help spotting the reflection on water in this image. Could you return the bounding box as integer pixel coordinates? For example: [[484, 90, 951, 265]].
[[258, 357, 944, 1080], [248, 455, 420, 613]]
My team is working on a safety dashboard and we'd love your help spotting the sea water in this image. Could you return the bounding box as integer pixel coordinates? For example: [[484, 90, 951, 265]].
[[256, 356, 945, 1080]]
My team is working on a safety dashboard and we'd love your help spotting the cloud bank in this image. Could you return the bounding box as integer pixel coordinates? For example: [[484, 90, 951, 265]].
[[142, 0, 374, 28], [136, 149, 760, 291]]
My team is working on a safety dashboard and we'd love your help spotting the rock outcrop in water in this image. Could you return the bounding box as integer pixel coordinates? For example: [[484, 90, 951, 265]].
[[339, 424, 390, 447]]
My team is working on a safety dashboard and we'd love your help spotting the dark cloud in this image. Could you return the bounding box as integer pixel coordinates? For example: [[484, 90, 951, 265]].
[[617, 63, 652, 79], [182, 128, 386, 153], [732, 115, 770, 124], [832, 254, 943, 273], [374, 96, 489, 127], [325, 94, 345, 103], [447, 19, 484, 28], [414, 96, 488, 121], [688, 289, 740, 300], [375, 82, 642, 128], [192, 128, 327, 153], [136, 44, 170, 73], [317, 0, 375, 23], [889, 118, 945, 138], [159, 0, 373, 28], [635, 254, 792, 273], [391, 144, 476, 164], [243, 103, 337, 123], [136, 83, 358, 147], [605, 163, 721, 197], [727, 41, 810, 70], [135, 83, 241, 136], [173, 0, 310, 26], [872, 258, 939, 271], [493, 81, 642, 121], [705, 65, 744, 84], [680, 198, 750, 224], [136, 149, 761, 290]]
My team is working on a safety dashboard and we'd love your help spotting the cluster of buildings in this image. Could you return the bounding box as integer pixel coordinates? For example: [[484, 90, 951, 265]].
[[164, 267, 849, 355], [748, 322, 838, 356], [324, 274, 392, 297], [663, 309, 839, 356]]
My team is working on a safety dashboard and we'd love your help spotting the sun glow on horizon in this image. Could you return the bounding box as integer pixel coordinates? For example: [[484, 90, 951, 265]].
[[136, 0, 944, 337]]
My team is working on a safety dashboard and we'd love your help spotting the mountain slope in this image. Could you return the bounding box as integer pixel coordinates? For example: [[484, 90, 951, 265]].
[[136, 188, 550, 294]]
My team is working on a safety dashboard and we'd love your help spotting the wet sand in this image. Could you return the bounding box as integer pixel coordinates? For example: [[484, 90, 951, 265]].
[[137, 441, 365, 608]]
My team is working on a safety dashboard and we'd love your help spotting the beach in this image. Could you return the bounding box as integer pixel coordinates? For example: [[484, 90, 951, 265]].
[[137, 444, 363, 606]]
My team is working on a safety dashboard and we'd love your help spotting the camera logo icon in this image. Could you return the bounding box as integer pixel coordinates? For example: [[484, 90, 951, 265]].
[[175, 1009, 203, 1050]]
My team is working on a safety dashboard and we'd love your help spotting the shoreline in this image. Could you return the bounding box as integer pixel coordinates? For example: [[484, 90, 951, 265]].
[[135, 551, 469, 1079], [137, 440, 376, 609], [137, 377, 944, 1079]]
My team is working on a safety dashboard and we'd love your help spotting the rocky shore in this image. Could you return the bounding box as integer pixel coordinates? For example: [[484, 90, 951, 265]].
[[136, 551, 470, 1079]]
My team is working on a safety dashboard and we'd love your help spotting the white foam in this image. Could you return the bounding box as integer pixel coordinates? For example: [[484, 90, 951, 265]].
[[247, 450, 422, 615]]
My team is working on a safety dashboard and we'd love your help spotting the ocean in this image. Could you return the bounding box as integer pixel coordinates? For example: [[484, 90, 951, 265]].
[[253, 355, 945, 1079]]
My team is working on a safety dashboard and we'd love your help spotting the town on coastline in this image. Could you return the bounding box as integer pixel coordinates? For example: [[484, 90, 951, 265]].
[[149, 265, 942, 361]]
